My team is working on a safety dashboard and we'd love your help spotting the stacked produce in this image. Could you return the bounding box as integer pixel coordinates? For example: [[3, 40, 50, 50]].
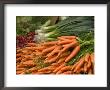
[[16, 16, 94, 75], [16, 36, 94, 74]]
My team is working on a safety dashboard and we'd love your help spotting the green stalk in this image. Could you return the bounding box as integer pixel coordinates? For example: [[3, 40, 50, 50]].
[[41, 20, 51, 27], [42, 25, 57, 32]]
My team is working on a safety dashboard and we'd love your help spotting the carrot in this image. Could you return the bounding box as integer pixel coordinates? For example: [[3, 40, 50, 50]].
[[28, 67, 38, 72], [84, 63, 88, 73], [53, 63, 65, 73], [74, 57, 85, 73], [65, 45, 80, 62], [24, 55, 33, 59], [58, 40, 74, 45], [31, 72, 39, 74], [87, 58, 92, 69], [38, 67, 54, 72], [44, 56, 58, 64], [19, 72, 25, 75], [62, 40, 78, 48], [42, 45, 56, 54], [88, 68, 93, 74], [47, 46, 61, 57], [23, 47, 34, 50], [21, 58, 32, 62], [63, 71, 72, 74], [16, 54, 22, 58], [57, 37, 69, 41], [76, 68, 84, 74], [45, 54, 55, 61], [16, 68, 25, 71], [16, 57, 22, 62], [48, 50, 60, 57], [22, 60, 36, 67], [90, 53, 94, 65], [43, 41, 57, 46], [35, 46, 46, 51], [85, 53, 90, 62], [71, 61, 79, 70], [60, 51, 70, 58], [37, 71, 52, 74], [57, 41, 78, 57], [51, 63, 59, 66], [22, 50, 28, 54], [16, 70, 25, 74], [16, 49, 22, 53], [16, 64, 25, 68], [60, 66, 72, 72], [51, 62, 64, 67], [57, 57, 66, 64]]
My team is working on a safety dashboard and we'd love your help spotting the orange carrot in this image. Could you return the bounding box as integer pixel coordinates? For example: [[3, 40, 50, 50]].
[[16, 68, 25, 71], [88, 68, 93, 74], [42, 45, 56, 54], [74, 57, 85, 73], [65, 45, 80, 62], [45, 54, 56, 61], [38, 67, 54, 72], [35, 46, 46, 51], [57, 41, 78, 57], [51, 62, 64, 67], [87, 58, 92, 69], [53, 63, 65, 73], [16, 54, 22, 57], [16, 64, 25, 68], [71, 60, 81, 70], [43, 41, 57, 46], [51, 63, 59, 67], [28, 67, 38, 72], [57, 37, 69, 41], [85, 53, 90, 62], [90, 53, 94, 74], [57, 57, 66, 64], [16, 57, 22, 62], [37, 71, 52, 74], [62, 40, 78, 48], [24, 55, 33, 59], [47, 46, 62, 57], [22, 50, 28, 54], [76, 68, 84, 74], [22, 60, 35, 67], [44, 56, 58, 64], [60, 51, 70, 58], [58, 40, 74, 45], [16, 49, 22, 53], [63, 71, 72, 74], [84, 63, 87, 73], [90, 53, 94, 64], [60, 66, 72, 72], [16, 70, 25, 74]]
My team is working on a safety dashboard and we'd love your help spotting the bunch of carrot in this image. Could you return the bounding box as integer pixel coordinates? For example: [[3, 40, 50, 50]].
[[31, 53, 94, 74], [16, 36, 94, 75]]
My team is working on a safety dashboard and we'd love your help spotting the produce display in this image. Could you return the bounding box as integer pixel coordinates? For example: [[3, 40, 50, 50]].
[[16, 16, 94, 75]]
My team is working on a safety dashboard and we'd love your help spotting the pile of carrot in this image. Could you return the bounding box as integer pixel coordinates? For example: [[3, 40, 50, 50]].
[[16, 36, 94, 75]]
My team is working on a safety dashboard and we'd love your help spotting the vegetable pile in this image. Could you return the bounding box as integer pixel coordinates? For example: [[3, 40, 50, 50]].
[[16, 36, 94, 74], [16, 16, 94, 75]]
